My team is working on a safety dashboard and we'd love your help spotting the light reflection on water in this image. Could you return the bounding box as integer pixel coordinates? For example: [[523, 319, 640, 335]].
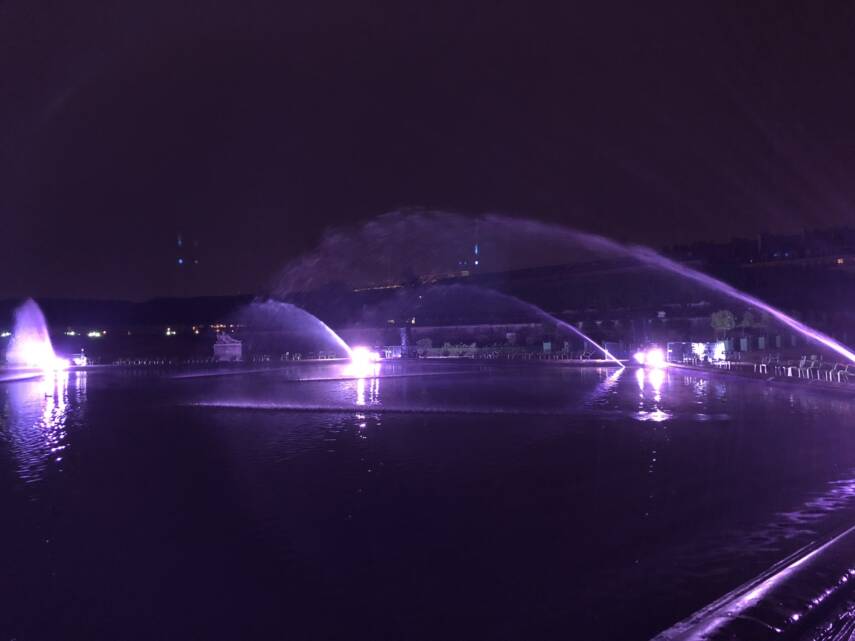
[[6, 362, 855, 641], [586, 367, 624, 405], [1, 370, 87, 483], [355, 375, 380, 407], [634, 368, 672, 422]]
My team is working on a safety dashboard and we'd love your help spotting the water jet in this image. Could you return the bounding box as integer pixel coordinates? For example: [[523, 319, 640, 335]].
[[5, 299, 68, 371]]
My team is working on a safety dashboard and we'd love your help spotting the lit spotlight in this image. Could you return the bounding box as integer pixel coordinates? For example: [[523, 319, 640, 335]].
[[645, 347, 667, 369], [634, 347, 668, 369], [347, 346, 381, 378]]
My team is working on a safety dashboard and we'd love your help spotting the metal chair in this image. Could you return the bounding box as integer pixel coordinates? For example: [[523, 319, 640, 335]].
[[817, 361, 835, 382], [786, 356, 806, 377], [797, 356, 814, 378], [804, 358, 822, 379]]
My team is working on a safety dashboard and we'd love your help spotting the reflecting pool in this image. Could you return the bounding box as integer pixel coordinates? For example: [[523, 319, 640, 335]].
[[2, 362, 855, 639]]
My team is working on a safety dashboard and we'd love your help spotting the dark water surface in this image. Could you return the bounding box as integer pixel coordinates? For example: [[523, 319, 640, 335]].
[[3, 361, 855, 640]]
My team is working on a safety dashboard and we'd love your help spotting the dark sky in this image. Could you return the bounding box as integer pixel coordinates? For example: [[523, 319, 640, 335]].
[[2, 1, 855, 299]]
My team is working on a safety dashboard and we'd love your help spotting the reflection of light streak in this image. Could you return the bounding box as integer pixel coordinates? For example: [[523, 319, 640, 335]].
[[604, 367, 624, 387], [4, 370, 86, 482], [641, 409, 671, 423], [369, 377, 379, 404], [354, 373, 381, 407], [649, 368, 665, 400], [586, 367, 625, 406], [634, 366, 671, 422], [41, 370, 69, 461], [356, 377, 366, 406]]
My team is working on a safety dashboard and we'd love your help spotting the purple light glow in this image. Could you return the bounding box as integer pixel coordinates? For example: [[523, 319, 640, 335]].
[[5, 299, 69, 372], [467, 215, 855, 365], [539, 221, 855, 364], [350, 346, 380, 365], [558, 321, 624, 367], [278, 211, 855, 364], [648, 366, 665, 392], [347, 346, 381, 378], [634, 347, 667, 369], [630, 245, 855, 363], [646, 347, 667, 369]]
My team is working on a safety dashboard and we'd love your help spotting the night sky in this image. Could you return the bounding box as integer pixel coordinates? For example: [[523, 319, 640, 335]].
[[2, 1, 855, 299]]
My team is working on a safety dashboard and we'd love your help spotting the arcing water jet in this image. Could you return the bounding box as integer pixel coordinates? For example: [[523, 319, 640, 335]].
[[371, 283, 624, 366], [237, 299, 353, 358], [516, 218, 855, 364], [274, 210, 855, 365]]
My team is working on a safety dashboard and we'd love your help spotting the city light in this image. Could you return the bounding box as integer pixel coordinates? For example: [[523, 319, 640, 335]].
[[87, 331, 103, 338]]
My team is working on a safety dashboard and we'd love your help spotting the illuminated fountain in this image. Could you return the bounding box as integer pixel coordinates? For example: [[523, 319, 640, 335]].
[[383, 283, 624, 366], [274, 210, 855, 365], [238, 300, 353, 359], [190, 300, 381, 379], [447, 284, 623, 366], [238, 300, 378, 377], [544, 221, 855, 364], [5, 299, 68, 371]]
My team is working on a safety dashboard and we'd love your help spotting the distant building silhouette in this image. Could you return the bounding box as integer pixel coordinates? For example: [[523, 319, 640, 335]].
[[665, 227, 855, 267]]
